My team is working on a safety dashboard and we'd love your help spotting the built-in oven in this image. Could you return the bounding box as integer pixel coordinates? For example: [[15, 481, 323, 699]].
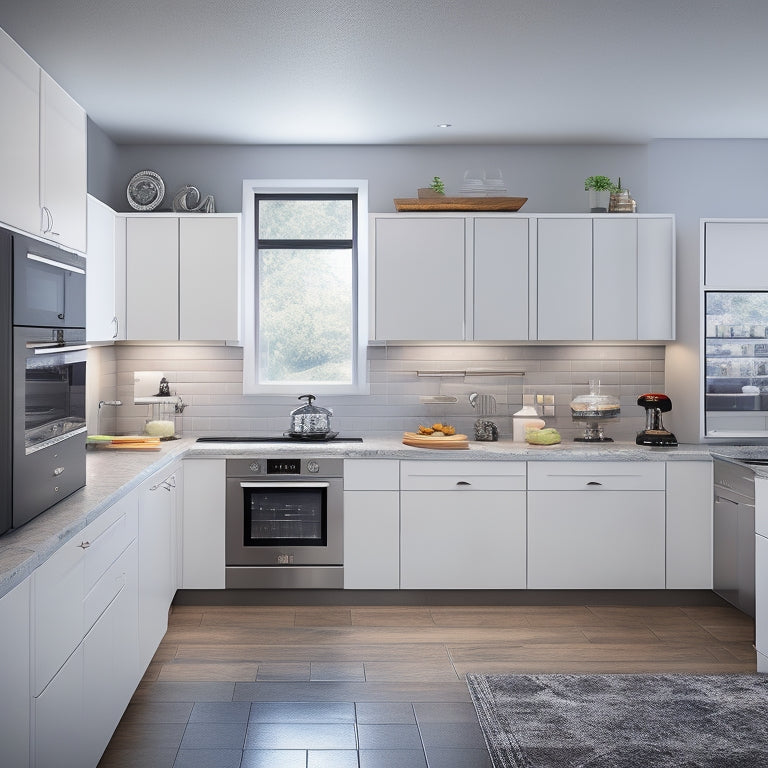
[[1, 226, 87, 535], [225, 457, 344, 588]]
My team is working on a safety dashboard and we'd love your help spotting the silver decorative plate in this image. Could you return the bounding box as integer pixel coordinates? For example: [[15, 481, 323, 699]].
[[127, 170, 165, 211]]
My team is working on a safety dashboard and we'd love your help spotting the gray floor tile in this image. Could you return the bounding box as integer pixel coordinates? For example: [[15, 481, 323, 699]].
[[307, 749, 360, 767], [133, 681, 236, 703], [107, 721, 186, 751], [424, 746, 493, 768], [245, 722, 357, 750], [172, 748, 244, 768], [357, 723, 423, 750], [97, 747, 178, 768], [310, 662, 366, 681], [179, 721, 248, 749], [359, 749, 428, 768], [355, 702, 416, 724], [419, 721, 487, 749], [234, 682, 471, 703], [249, 701, 356, 723], [240, 750, 308, 768], [189, 701, 252, 723], [413, 702, 481, 724], [119, 701, 195, 725]]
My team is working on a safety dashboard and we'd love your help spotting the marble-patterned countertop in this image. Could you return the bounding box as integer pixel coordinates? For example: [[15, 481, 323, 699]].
[[0, 435, 750, 599]]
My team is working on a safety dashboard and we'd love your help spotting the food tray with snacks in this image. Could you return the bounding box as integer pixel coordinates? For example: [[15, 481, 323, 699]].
[[402, 423, 469, 449]]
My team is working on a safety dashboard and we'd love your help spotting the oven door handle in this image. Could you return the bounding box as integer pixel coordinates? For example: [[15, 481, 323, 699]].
[[31, 344, 90, 355], [239, 482, 330, 488]]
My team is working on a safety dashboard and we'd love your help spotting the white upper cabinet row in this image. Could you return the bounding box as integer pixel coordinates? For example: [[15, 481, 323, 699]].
[[370, 213, 675, 342], [0, 28, 86, 252], [86, 203, 241, 343]]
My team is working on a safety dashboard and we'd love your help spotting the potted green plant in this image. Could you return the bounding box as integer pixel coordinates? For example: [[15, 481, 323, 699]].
[[418, 176, 446, 198], [584, 175, 616, 212]]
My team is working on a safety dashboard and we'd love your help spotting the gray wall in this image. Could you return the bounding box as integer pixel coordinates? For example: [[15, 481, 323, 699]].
[[86, 127, 768, 442]]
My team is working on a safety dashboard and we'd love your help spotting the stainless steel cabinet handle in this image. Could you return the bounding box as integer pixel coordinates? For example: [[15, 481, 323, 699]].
[[456, 480, 472, 486], [586, 481, 603, 486], [715, 495, 739, 505], [78, 541, 91, 549], [112, 316, 119, 339]]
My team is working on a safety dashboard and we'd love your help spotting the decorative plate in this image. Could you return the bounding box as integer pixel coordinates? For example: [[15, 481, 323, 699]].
[[127, 170, 165, 211]]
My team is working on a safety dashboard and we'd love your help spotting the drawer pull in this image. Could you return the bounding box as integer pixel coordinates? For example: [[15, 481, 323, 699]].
[[586, 481, 603, 486], [456, 481, 472, 486], [78, 541, 91, 549]]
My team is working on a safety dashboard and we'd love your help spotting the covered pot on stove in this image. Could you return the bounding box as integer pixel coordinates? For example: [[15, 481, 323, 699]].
[[288, 394, 333, 437]]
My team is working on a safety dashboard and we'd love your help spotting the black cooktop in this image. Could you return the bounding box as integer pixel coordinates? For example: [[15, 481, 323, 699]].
[[196, 435, 364, 443]]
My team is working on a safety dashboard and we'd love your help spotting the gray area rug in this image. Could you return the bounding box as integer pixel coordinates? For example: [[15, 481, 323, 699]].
[[466, 673, 768, 768]]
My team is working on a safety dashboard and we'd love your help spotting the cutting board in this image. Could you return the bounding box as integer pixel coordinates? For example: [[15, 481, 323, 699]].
[[87, 435, 163, 451], [402, 432, 469, 449]]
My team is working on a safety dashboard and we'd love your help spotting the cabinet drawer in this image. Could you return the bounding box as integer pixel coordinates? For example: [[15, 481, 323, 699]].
[[401, 460, 526, 491], [527, 461, 665, 491], [83, 543, 131, 635], [345, 459, 399, 491]]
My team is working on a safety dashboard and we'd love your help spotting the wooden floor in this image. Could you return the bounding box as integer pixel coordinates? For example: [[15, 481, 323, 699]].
[[98, 600, 757, 767]]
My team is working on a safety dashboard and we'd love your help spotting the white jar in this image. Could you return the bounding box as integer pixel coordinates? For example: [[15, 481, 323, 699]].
[[513, 406, 545, 442]]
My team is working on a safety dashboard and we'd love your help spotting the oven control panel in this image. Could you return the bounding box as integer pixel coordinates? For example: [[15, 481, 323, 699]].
[[267, 459, 301, 474], [227, 457, 344, 479]]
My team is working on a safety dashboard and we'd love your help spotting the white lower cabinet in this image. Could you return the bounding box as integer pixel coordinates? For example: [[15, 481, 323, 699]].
[[138, 463, 181, 671], [755, 477, 768, 673], [181, 458, 226, 589], [400, 461, 527, 589], [0, 578, 31, 767], [527, 462, 666, 589], [32, 492, 139, 768], [344, 459, 400, 589]]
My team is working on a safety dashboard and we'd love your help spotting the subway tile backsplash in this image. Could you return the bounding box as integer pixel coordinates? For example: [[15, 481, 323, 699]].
[[92, 343, 665, 442]]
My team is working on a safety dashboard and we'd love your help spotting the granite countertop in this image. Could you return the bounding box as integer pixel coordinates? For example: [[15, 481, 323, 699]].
[[0, 435, 736, 600]]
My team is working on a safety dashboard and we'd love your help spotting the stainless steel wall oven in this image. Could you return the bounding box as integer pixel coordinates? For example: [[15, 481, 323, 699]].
[[1, 227, 87, 535], [225, 458, 344, 588]]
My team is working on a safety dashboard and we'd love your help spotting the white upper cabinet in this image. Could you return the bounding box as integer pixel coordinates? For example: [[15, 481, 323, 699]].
[[704, 220, 768, 287], [40, 71, 87, 253], [0, 29, 87, 252], [472, 217, 530, 340], [125, 214, 240, 342], [373, 216, 466, 340], [0, 28, 40, 236], [86, 195, 122, 342], [537, 218, 593, 340]]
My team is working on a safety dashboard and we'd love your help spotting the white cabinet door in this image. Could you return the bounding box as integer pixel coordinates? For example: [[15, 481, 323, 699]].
[[344, 490, 400, 589], [593, 217, 637, 340], [373, 217, 465, 340], [756, 532, 768, 672], [138, 466, 179, 670], [39, 71, 87, 253], [528, 490, 666, 589], [637, 217, 675, 339], [705, 221, 768, 287], [181, 459, 226, 589], [536, 218, 592, 340], [401, 490, 526, 589], [0, 28, 40, 235], [472, 217, 529, 340], [126, 217, 179, 340], [0, 579, 31, 768], [179, 215, 240, 341], [86, 195, 120, 342], [666, 461, 712, 589]]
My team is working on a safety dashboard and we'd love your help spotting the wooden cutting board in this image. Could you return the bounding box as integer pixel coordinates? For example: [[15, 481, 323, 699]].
[[402, 432, 469, 449]]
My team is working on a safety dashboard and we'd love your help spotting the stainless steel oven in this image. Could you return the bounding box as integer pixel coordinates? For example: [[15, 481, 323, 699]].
[[225, 457, 344, 588]]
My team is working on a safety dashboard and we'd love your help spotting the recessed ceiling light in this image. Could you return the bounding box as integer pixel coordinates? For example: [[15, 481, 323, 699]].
[[437, 123, 452, 128]]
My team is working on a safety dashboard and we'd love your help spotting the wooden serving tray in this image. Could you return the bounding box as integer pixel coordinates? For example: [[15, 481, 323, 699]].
[[393, 197, 527, 212], [402, 432, 469, 450]]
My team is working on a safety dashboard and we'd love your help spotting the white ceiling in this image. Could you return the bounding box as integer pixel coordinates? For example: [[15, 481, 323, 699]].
[[1, 0, 767, 145]]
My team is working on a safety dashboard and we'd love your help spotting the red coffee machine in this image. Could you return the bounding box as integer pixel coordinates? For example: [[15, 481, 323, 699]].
[[636, 393, 677, 446]]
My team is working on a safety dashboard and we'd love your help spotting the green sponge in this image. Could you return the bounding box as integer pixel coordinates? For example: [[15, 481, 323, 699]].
[[525, 428, 562, 445]]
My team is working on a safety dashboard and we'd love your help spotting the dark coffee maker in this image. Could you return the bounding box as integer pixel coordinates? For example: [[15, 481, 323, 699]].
[[636, 393, 678, 446]]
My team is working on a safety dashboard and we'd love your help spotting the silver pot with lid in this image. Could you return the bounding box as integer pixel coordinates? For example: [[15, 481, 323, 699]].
[[286, 394, 336, 439]]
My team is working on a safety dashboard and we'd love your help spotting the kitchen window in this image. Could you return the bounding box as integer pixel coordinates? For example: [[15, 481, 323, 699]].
[[241, 180, 368, 395]]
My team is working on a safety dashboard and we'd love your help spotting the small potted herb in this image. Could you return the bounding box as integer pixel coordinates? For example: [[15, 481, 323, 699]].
[[418, 176, 446, 198], [584, 175, 616, 212]]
